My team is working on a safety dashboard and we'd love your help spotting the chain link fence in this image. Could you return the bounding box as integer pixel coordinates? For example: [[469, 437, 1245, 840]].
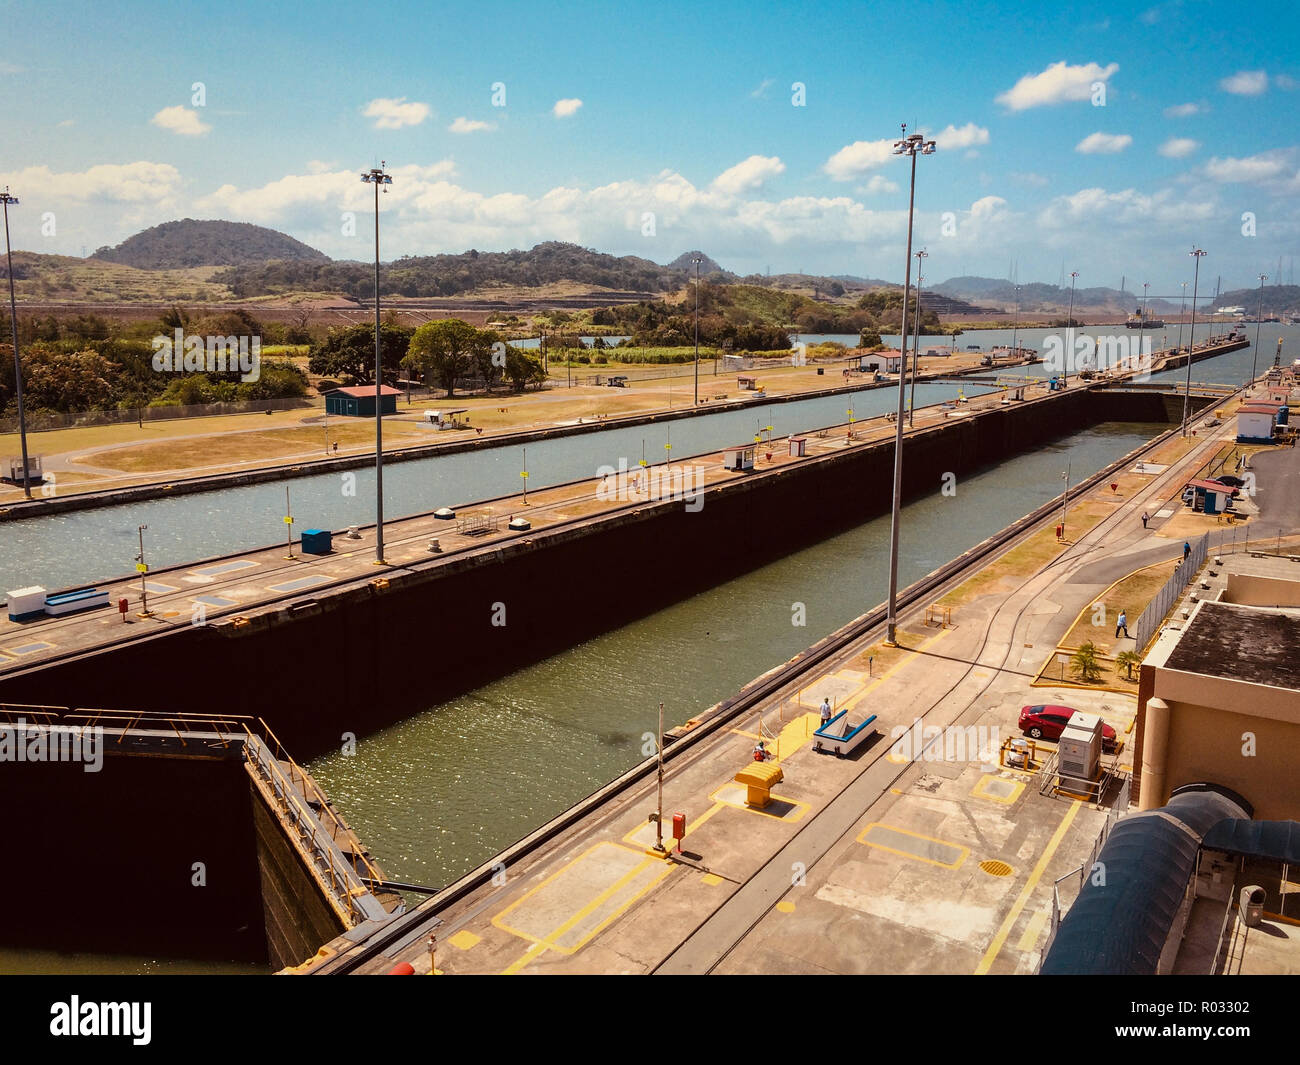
[[1133, 532, 1210, 651]]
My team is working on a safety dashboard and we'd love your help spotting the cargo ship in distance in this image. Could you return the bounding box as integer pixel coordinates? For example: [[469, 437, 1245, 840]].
[[1125, 307, 1165, 329]]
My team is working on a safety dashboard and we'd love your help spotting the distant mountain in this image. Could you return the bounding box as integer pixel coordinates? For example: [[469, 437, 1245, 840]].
[[932, 275, 1178, 313], [92, 219, 330, 270], [1213, 284, 1300, 316], [667, 250, 730, 276]]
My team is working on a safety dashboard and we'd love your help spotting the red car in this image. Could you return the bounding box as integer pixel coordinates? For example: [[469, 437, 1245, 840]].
[[1018, 705, 1117, 752]]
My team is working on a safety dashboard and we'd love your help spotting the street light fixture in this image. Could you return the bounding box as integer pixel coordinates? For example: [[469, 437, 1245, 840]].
[[2, 188, 31, 499], [1252, 274, 1267, 386], [908, 249, 927, 427], [692, 256, 704, 405], [1182, 247, 1206, 436], [1010, 283, 1021, 361], [361, 162, 393, 564], [1064, 271, 1079, 386], [884, 125, 935, 647]]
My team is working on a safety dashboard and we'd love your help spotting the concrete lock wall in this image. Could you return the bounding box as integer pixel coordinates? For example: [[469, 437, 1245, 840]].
[[0, 751, 269, 963], [0, 389, 1198, 759]]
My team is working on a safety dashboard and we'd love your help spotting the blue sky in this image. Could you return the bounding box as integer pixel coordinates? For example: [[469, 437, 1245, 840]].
[[3, 0, 1298, 294]]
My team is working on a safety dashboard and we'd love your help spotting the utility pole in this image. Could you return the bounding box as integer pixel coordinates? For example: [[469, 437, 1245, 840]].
[[361, 162, 393, 564], [908, 249, 927, 427], [1252, 274, 1267, 385], [2, 188, 31, 499], [1183, 248, 1206, 436], [692, 256, 703, 405], [884, 125, 935, 646], [1064, 272, 1079, 386]]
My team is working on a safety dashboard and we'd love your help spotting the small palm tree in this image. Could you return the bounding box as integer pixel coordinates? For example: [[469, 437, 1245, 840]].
[[1071, 642, 1103, 683], [1115, 650, 1143, 680]]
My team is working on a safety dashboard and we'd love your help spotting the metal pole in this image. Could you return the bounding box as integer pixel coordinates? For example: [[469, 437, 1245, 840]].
[[285, 485, 294, 559], [909, 250, 926, 427], [654, 701, 665, 852], [137, 525, 151, 616], [886, 136, 922, 646], [1010, 284, 1020, 360], [1183, 249, 1205, 436], [361, 164, 392, 564], [1061, 463, 1070, 537], [1252, 274, 1267, 385], [1064, 272, 1078, 387], [693, 256, 701, 405], [2, 191, 31, 499]]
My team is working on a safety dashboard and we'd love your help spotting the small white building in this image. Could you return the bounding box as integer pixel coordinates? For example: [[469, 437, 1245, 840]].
[[1236, 405, 1277, 444]]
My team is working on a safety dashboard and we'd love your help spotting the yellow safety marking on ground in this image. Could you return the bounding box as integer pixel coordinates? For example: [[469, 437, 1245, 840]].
[[766, 712, 821, 763], [448, 930, 481, 951], [493, 841, 675, 968], [889, 788, 902, 795], [500, 941, 547, 976], [857, 823, 969, 869], [775, 901, 796, 913], [1016, 907, 1050, 951], [710, 783, 810, 822], [975, 798, 1082, 975], [701, 873, 724, 886], [621, 800, 726, 849], [971, 775, 1025, 805], [730, 728, 764, 742], [841, 627, 955, 713]]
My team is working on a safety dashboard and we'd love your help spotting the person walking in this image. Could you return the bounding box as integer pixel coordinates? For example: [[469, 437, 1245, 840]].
[[820, 698, 833, 729], [1116, 610, 1129, 639], [1184, 540, 1192, 562], [1141, 511, 1149, 529]]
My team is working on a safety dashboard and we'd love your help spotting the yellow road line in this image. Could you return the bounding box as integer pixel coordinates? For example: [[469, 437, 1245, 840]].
[[841, 627, 954, 712], [975, 798, 1082, 975], [1016, 907, 1050, 951]]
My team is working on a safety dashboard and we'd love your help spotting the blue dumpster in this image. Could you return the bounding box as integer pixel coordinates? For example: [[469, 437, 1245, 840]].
[[301, 529, 332, 555]]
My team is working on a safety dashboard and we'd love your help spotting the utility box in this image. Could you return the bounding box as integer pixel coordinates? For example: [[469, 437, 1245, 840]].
[[1059, 711, 1103, 782], [7, 585, 47, 622], [722, 445, 756, 471], [789, 437, 807, 458], [301, 529, 332, 555], [1241, 885, 1266, 928]]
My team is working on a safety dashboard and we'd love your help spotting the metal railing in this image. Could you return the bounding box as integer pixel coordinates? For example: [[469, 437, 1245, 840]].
[[1133, 532, 1209, 651]]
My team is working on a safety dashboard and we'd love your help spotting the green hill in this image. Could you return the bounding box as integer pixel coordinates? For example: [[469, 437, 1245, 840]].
[[92, 219, 329, 270]]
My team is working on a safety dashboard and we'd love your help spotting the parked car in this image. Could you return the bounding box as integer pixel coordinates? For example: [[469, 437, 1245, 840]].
[[1018, 705, 1117, 752]]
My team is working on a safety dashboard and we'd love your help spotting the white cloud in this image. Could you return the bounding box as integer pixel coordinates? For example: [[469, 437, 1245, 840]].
[[150, 105, 210, 136], [1037, 186, 1215, 230], [0, 161, 185, 204], [1158, 137, 1199, 158], [996, 60, 1118, 111], [711, 155, 785, 196], [1163, 101, 1203, 117], [306, 160, 337, 174], [1220, 70, 1267, 96], [553, 98, 583, 118], [1009, 171, 1049, 187], [1076, 132, 1132, 154], [934, 123, 990, 150], [362, 97, 431, 129], [861, 175, 899, 195], [1204, 153, 1287, 183], [56, 119, 75, 129], [1277, 74, 1298, 91], [824, 138, 895, 180], [448, 117, 497, 134], [750, 78, 774, 99], [0, 61, 23, 75]]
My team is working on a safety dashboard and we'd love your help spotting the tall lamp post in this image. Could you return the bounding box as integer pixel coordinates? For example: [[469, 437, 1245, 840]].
[[908, 248, 927, 427], [1182, 247, 1206, 436], [2, 188, 31, 499], [1177, 281, 1187, 353], [1064, 271, 1079, 386], [884, 126, 935, 647], [1010, 283, 1021, 359], [361, 163, 393, 564], [1252, 273, 1267, 385], [692, 256, 703, 405]]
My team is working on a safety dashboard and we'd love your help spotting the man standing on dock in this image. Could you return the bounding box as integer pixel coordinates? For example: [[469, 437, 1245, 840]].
[[820, 699, 833, 729]]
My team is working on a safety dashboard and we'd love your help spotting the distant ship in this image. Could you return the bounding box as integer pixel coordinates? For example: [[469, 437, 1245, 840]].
[[1125, 307, 1165, 329]]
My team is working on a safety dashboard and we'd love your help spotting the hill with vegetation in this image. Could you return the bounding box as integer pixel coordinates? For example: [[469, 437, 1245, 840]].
[[1213, 284, 1300, 316], [92, 219, 329, 270]]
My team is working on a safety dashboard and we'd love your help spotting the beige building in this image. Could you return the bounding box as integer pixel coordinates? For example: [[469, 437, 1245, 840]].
[[1136, 561, 1300, 820]]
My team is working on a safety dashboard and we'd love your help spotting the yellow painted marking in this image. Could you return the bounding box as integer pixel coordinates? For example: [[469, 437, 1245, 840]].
[[501, 941, 546, 975], [975, 799, 1082, 975], [889, 788, 902, 795], [971, 774, 1025, 805], [448, 930, 480, 951], [1016, 908, 1050, 951], [621, 800, 726, 848], [730, 729, 764, 742], [494, 841, 675, 971], [857, 822, 969, 869], [841, 627, 955, 713], [710, 783, 810, 822], [775, 900, 796, 913], [701, 873, 723, 886]]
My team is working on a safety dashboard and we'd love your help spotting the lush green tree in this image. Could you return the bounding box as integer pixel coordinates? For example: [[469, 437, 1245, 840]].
[[309, 322, 412, 385], [22, 347, 119, 412], [504, 347, 546, 392], [1070, 642, 1103, 683], [403, 318, 482, 397], [1115, 650, 1142, 680]]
